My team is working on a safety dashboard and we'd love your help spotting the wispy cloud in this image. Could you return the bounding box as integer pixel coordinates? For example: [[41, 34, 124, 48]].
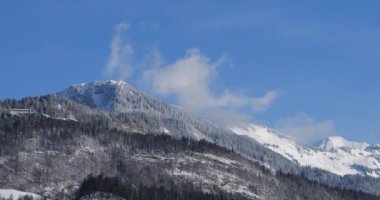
[[251, 91, 281, 112], [105, 22, 133, 80], [103, 23, 281, 126], [276, 113, 336, 143]]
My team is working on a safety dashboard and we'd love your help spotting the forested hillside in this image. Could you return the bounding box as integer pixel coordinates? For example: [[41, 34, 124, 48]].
[[0, 108, 378, 199]]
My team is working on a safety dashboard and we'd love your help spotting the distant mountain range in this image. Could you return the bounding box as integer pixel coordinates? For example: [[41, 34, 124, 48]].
[[231, 124, 380, 177]]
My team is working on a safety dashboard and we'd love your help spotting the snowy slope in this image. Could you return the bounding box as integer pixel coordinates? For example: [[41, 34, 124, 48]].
[[231, 124, 380, 177], [57, 80, 136, 112], [57, 80, 224, 141], [58, 80, 189, 118], [315, 136, 369, 151], [58, 80, 380, 179], [0, 189, 41, 200]]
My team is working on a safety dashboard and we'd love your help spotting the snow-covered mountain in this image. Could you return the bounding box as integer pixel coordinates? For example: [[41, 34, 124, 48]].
[[231, 124, 380, 177], [58, 80, 210, 140], [315, 136, 370, 151], [60, 80, 380, 179], [56, 80, 302, 173], [57, 80, 143, 112], [2, 80, 380, 198]]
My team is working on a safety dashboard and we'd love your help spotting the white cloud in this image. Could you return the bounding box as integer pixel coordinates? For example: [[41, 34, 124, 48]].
[[276, 113, 336, 143], [105, 22, 134, 80], [144, 49, 218, 111], [251, 91, 280, 112], [103, 23, 281, 125], [204, 108, 251, 127], [144, 49, 280, 124]]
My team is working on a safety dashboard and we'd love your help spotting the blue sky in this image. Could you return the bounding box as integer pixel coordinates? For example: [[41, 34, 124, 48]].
[[1, 0, 380, 143]]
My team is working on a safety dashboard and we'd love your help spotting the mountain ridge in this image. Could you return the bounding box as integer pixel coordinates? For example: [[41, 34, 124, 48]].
[[314, 136, 370, 151], [231, 124, 380, 177], [0, 110, 377, 199], [59, 80, 380, 178], [2, 80, 380, 197]]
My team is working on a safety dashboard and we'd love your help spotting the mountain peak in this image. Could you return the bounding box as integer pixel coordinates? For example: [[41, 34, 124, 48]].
[[57, 80, 139, 112], [315, 136, 369, 151], [231, 124, 380, 177], [92, 80, 129, 86], [71, 80, 130, 88]]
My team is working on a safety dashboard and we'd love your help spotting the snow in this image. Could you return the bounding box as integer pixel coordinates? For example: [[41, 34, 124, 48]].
[[0, 189, 41, 200], [72, 80, 128, 89], [192, 131, 202, 140], [231, 124, 380, 177], [366, 144, 380, 151], [316, 136, 369, 151], [66, 115, 79, 122], [92, 92, 111, 111], [202, 153, 238, 166], [55, 116, 78, 122], [59, 80, 136, 112], [41, 113, 78, 122], [74, 146, 96, 156], [159, 127, 170, 134], [170, 104, 183, 110], [168, 168, 260, 199], [41, 114, 51, 118]]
